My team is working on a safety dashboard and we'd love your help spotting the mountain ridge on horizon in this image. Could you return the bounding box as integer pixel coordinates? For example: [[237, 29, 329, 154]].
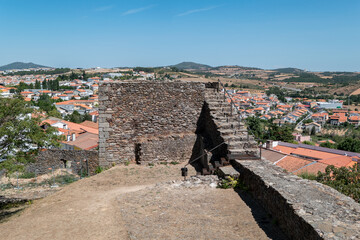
[[1, 61, 356, 73], [0, 62, 51, 71], [169, 61, 309, 73]]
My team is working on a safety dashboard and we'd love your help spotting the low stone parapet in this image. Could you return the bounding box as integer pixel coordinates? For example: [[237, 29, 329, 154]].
[[233, 159, 360, 240], [27, 150, 99, 175]]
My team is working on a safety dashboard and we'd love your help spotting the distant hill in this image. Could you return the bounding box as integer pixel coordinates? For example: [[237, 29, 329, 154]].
[[213, 65, 262, 71], [0, 62, 50, 71], [171, 62, 212, 70], [272, 67, 305, 74]]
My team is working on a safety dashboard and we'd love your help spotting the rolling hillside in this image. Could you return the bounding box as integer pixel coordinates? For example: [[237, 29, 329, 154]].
[[171, 62, 212, 70], [0, 62, 50, 71]]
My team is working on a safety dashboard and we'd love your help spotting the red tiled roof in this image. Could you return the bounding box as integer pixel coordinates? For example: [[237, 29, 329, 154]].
[[294, 162, 328, 175], [318, 156, 357, 168], [42, 119, 98, 134], [276, 156, 312, 172], [79, 120, 98, 129], [89, 111, 99, 116], [291, 148, 339, 160], [312, 112, 328, 117], [348, 116, 360, 121], [273, 145, 297, 155], [65, 132, 98, 150], [55, 100, 94, 105]]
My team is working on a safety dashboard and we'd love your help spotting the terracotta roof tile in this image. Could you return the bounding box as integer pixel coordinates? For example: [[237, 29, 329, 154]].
[[294, 162, 328, 175], [276, 156, 313, 172], [273, 145, 297, 155], [318, 156, 355, 168]]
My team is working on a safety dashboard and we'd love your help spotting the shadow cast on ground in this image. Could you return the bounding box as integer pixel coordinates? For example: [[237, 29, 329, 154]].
[[234, 189, 289, 240]]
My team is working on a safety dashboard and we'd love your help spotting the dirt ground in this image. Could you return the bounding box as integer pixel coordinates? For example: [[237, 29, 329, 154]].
[[349, 87, 360, 96], [0, 164, 287, 240], [321, 128, 348, 136]]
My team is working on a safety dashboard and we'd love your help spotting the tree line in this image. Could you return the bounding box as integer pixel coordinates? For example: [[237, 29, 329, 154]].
[[246, 117, 294, 143], [3, 68, 71, 76], [301, 164, 360, 203], [15, 79, 61, 92]]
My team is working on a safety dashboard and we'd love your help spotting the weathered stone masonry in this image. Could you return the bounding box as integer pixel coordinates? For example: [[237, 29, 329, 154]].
[[27, 150, 99, 175], [98, 80, 360, 239], [99, 82, 206, 166]]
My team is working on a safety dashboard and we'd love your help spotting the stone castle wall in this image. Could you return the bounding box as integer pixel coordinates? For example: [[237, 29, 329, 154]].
[[98, 82, 206, 166], [27, 150, 99, 175], [233, 159, 360, 240]]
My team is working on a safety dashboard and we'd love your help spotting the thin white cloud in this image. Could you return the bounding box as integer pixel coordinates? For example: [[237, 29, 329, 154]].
[[94, 5, 114, 12], [177, 6, 219, 17], [122, 5, 154, 16]]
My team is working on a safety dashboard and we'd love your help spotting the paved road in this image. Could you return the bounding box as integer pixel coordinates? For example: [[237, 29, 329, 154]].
[[295, 111, 313, 131]]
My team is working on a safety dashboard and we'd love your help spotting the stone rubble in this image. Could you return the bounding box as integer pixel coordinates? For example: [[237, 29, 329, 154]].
[[158, 175, 220, 189]]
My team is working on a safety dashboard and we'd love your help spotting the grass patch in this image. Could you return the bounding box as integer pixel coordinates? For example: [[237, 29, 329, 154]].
[[18, 172, 36, 179], [95, 166, 104, 174], [41, 174, 78, 186], [0, 183, 13, 191], [218, 176, 249, 191], [298, 172, 317, 180]]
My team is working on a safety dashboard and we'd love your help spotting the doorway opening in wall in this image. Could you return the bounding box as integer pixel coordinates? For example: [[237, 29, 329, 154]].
[[135, 143, 142, 164]]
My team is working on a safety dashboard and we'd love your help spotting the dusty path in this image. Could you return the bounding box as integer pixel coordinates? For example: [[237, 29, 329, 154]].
[[0, 164, 286, 240]]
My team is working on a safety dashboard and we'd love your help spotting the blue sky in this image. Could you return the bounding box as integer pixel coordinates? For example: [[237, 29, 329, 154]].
[[0, 0, 359, 71]]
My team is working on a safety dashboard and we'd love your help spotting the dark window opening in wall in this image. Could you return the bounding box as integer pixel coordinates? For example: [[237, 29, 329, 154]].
[[61, 159, 72, 168], [61, 159, 67, 168], [135, 143, 142, 164]]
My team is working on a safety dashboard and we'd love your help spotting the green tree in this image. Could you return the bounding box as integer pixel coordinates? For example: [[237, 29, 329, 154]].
[[16, 82, 29, 93], [48, 109, 62, 118], [70, 71, 79, 80], [48, 80, 54, 91], [266, 87, 286, 102], [302, 141, 315, 146], [36, 94, 56, 113], [83, 113, 92, 121], [246, 117, 295, 143], [266, 123, 294, 142], [338, 138, 360, 152], [82, 70, 87, 80], [55, 79, 60, 90], [64, 111, 83, 123], [319, 141, 337, 149], [42, 80, 47, 89], [35, 80, 41, 89], [303, 119, 313, 124], [317, 164, 360, 203], [246, 116, 264, 141], [0, 97, 62, 173]]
